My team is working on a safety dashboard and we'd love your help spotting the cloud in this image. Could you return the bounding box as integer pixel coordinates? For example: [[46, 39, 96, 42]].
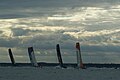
[[0, 16, 120, 49], [0, 0, 120, 63], [0, 38, 20, 47], [1, 0, 120, 19]]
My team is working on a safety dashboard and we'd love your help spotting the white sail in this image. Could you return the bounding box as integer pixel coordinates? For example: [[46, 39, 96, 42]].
[[28, 47, 38, 67]]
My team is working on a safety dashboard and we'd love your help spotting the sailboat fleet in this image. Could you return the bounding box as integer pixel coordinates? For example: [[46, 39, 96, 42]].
[[8, 42, 84, 69]]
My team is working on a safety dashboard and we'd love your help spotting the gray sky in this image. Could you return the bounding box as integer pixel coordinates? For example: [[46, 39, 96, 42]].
[[0, 0, 120, 63]]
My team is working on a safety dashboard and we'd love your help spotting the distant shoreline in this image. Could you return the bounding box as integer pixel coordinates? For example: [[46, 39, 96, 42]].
[[0, 63, 120, 68]]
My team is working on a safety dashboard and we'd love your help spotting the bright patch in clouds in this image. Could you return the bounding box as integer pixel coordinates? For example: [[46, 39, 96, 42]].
[[64, 29, 120, 38]]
